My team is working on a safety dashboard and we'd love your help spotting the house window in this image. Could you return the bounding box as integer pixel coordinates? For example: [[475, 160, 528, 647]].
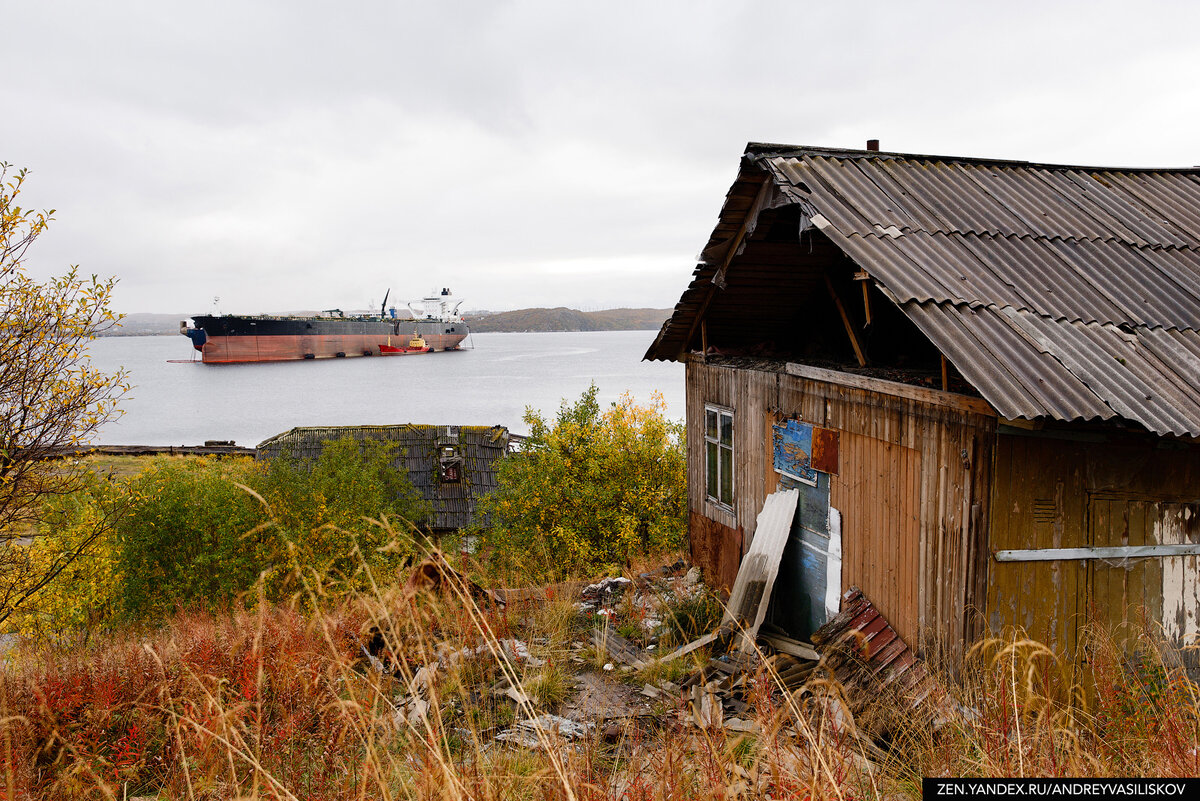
[[705, 405, 734, 507]]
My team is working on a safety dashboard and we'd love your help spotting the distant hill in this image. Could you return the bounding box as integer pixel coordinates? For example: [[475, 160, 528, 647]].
[[103, 308, 672, 336], [468, 307, 671, 333]]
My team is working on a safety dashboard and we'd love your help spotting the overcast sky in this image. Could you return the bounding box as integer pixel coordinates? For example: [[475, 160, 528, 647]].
[[6, 0, 1200, 315]]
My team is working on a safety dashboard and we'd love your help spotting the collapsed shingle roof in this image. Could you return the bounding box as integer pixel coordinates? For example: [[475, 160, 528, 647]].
[[648, 143, 1200, 437], [256, 424, 510, 530]]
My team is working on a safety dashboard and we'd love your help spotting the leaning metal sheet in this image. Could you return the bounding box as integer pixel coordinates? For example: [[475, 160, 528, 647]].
[[723, 489, 800, 650]]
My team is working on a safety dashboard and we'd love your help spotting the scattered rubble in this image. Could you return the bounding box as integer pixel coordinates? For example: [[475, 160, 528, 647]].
[[367, 554, 931, 762], [577, 576, 632, 614], [494, 714, 591, 749]]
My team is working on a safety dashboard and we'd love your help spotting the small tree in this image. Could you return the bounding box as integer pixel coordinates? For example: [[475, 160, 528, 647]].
[[0, 163, 127, 625], [477, 385, 686, 573]]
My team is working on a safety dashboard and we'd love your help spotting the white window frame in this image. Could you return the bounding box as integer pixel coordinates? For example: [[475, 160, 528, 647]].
[[704, 404, 734, 509]]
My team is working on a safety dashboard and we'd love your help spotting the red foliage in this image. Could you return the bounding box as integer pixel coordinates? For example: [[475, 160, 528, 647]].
[[8, 603, 374, 799]]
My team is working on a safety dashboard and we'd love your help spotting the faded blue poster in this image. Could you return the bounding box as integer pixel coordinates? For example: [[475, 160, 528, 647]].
[[773, 419, 818, 485]]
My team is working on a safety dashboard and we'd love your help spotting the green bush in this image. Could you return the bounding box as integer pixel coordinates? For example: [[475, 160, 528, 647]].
[[22, 437, 430, 631], [256, 436, 429, 590], [475, 385, 686, 574], [116, 457, 268, 619]]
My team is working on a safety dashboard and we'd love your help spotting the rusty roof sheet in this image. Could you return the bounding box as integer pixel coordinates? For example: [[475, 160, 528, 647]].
[[811, 586, 927, 696]]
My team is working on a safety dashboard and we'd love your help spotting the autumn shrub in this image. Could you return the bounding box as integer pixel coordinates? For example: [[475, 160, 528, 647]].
[[17, 438, 428, 636], [5, 602, 369, 799], [116, 456, 271, 619], [6, 471, 122, 644], [254, 436, 429, 588], [0, 163, 128, 630], [476, 385, 686, 575]]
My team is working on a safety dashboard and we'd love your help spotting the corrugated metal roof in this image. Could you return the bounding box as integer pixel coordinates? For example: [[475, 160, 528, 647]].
[[647, 144, 1200, 437], [256, 424, 510, 530], [898, 302, 1200, 436], [774, 150, 1200, 436], [812, 586, 927, 695], [779, 154, 1200, 329]]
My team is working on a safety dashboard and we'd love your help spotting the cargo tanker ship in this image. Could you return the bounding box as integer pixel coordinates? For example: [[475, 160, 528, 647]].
[[181, 288, 469, 364]]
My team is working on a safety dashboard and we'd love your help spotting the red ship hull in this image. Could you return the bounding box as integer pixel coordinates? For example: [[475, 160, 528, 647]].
[[197, 332, 462, 363], [379, 343, 431, 355]]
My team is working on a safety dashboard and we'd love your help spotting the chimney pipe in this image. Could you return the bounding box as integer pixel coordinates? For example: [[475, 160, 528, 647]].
[[866, 139, 880, 152]]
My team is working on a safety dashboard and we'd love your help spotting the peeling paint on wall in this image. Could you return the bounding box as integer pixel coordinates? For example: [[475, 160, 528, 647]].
[[1158, 504, 1200, 645], [826, 508, 843, 620], [772, 419, 840, 485]]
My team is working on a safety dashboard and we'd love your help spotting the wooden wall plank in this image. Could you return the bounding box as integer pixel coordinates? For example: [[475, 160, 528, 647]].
[[688, 359, 998, 655]]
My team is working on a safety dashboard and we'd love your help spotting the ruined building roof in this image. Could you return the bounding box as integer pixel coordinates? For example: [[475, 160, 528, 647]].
[[257, 424, 511, 530]]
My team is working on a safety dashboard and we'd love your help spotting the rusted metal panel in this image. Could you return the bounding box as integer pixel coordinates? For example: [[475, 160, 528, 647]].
[[811, 426, 840, 475], [688, 510, 743, 593]]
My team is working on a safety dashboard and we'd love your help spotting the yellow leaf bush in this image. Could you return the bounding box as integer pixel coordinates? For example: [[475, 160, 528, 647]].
[[476, 384, 685, 575]]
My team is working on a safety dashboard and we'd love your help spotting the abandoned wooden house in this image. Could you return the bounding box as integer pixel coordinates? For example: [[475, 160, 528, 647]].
[[256, 424, 514, 533], [646, 142, 1200, 662]]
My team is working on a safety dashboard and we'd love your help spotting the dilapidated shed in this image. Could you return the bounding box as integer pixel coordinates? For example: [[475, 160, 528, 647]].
[[257, 424, 513, 532], [647, 142, 1200, 662]]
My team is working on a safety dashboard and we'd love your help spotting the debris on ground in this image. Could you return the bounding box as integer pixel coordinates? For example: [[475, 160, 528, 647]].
[[592, 627, 647, 669], [578, 576, 633, 614], [373, 553, 928, 765], [494, 714, 592, 749]]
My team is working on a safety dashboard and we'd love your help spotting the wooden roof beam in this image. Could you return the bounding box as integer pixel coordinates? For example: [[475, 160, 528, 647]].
[[679, 176, 771, 359], [824, 273, 867, 367]]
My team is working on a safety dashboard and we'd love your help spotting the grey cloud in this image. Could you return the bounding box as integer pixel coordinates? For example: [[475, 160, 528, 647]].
[[5, 0, 1200, 314]]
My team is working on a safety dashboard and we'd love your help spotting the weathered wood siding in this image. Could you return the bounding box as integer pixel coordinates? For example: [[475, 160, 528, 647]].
[[988, 430, 1200, 658], [686, 359, 996, 656]]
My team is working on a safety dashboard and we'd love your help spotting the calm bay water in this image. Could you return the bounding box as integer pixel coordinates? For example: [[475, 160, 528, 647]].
[[86, 330, 685, 447]]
